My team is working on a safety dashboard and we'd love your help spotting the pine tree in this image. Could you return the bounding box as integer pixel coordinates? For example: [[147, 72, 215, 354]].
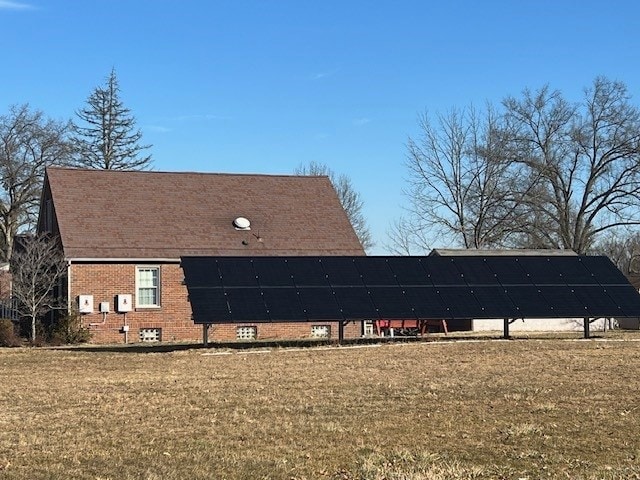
[[72, 69, 152, 170]]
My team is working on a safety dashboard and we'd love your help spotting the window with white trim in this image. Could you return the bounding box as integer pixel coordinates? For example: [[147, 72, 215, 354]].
[[311, 325, 331, 338], [136, 266, 160, 308], [236, 326, 257, 340]]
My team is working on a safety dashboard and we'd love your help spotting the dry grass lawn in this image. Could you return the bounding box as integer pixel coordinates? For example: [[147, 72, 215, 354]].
[[1, 333, 640, 479]]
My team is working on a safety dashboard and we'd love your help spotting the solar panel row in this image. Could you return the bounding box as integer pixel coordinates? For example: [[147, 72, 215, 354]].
[[182, 256, 640, 324]]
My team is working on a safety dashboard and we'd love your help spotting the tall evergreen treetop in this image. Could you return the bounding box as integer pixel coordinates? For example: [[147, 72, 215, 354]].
[[72, 69, 152, 170]]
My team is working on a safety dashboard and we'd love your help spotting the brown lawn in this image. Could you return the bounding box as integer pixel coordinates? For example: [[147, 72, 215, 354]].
[[1, 333, 640, 479]]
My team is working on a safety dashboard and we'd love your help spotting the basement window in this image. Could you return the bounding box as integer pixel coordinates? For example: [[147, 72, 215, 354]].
[[139, 328, 162, 342], [236, 326, 257, 340], [311, 325, 331, 338]]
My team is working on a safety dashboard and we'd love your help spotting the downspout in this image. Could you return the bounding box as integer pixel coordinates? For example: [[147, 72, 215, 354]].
[[66, 260, 72, 314]]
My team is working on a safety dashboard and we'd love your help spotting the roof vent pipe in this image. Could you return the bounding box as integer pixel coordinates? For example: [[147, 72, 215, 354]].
[[233, 217, 251, 230]]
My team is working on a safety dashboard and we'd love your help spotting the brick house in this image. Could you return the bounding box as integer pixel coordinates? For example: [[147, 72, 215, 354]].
[[38, 167, 365, 344]]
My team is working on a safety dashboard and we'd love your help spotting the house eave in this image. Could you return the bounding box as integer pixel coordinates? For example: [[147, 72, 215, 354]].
[[67, 257, 182, 264]]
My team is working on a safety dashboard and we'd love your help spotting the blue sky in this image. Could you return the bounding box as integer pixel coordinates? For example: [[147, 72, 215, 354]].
[[2, 1, 640, 253]]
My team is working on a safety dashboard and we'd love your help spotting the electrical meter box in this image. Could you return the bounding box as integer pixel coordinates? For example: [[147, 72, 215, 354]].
[[78, 295, 94, 314], [116, 294, 133, 313]]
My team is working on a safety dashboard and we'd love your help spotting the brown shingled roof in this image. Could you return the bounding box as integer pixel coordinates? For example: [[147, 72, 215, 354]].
[[40, 167, 364, 259]]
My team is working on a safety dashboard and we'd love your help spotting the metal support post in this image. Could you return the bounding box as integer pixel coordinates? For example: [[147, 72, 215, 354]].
[[203, 324, 209, 346], [583, 317, 590, 339]]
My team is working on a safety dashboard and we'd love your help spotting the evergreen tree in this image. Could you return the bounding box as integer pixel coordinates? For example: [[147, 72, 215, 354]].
[[72, 69, 152, 170]]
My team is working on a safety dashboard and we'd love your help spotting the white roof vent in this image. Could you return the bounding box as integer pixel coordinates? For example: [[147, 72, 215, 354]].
[[233, 217, 251, 230]]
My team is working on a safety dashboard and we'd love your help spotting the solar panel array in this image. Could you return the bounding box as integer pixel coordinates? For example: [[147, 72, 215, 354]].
[[181, 255, 640, 324]]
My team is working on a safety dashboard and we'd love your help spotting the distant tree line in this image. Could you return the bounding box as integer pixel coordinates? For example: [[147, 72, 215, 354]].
[[389, 76, 640, 271]]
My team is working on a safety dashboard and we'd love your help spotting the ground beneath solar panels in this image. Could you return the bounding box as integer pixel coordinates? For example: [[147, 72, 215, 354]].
[[1, 329, 640, 479]]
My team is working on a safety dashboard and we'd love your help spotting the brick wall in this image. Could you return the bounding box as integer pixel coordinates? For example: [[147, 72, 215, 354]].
[[71, 262, 364, 344]]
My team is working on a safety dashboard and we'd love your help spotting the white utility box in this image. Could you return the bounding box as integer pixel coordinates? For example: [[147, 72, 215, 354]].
[[99, 302, 110, 313], [78, 295, 94, 314], [116, 294, 133, 313]]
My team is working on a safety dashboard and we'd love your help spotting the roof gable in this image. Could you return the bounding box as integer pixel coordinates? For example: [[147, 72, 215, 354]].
[[41, 167, 364, 259]]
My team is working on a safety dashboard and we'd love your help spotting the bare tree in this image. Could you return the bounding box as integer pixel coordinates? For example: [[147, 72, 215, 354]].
[[396, 105, 523, 251], [72, 69, 152, 170], [385, 216, 432, 255], [503, 78, 640, 253], [295, 161, 374, 251], [0, 104, 72, 261], [593, 231, 640, 274], [394, 78, 640, 255], [11, 234, 67, 342]]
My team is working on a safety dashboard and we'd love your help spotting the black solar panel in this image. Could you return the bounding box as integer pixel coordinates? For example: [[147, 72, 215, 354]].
[[517, 257, 564, 285], [451, 257, 497, 285], [489, 257, 535, 286], [387, 257, 431, 286], [181, 257, 223, 288], [603, 286, 640, 316], [217, 258, 258, 287], [298, 287, 341, 319], [368, 287, 415, 318], [423, 257, 465, 286], [182, 255, 640, 324], [537, 286, 590, 317], [470, 286, 516, 318], [263, 288, 304, 321], [320, 257, 363, 286], [333, 287, 377, 318], [553, 257, 598, 285], [188, 288, 230, 323], [581, 256, 630, 284], [403, 286, 450, 319], [354, 257, 398, 286], [568, 286, 616, 317], [437, 287, 482, 318], [225, 288, 269, 321], [504, 286, 550, 317], [288, 257, 328, 286], [252, 258, 294, 287]]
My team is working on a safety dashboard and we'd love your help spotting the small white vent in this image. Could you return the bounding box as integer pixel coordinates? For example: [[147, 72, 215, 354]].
[[233, 217, 251, 230], [236, 326, 257, 340], [139, 328, 161, 342]]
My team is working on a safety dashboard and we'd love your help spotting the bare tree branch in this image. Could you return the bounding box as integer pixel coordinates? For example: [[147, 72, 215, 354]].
[[0, 105, 72, 261], [295, 161, 374, 252]]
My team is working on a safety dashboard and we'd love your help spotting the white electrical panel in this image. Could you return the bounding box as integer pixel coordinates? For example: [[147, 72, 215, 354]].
[[99, 302, 110, 313], [116, 294, 133, 313], [78, 295, 94, 314]]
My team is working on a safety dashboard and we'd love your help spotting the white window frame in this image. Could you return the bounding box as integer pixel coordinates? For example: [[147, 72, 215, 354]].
[[135, 266, 161, 308]]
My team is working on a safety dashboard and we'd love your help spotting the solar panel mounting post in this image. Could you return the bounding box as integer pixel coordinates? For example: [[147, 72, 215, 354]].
[[203, 324, 210, 346], [583, 318, 590, 339], [503, 318, 510, 339]]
